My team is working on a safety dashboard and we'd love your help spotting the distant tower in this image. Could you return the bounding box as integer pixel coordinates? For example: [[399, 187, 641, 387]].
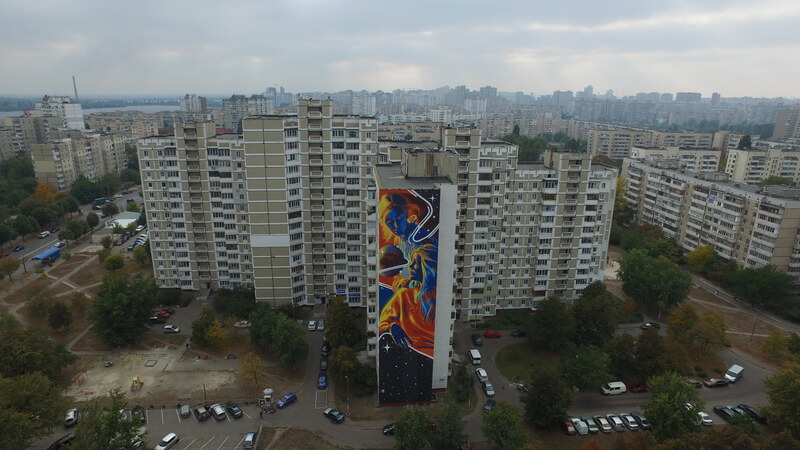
[[72, 76, 79, 102]]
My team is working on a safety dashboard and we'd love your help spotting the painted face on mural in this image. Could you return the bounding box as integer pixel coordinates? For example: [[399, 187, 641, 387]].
[[384, 206, 410, 237]]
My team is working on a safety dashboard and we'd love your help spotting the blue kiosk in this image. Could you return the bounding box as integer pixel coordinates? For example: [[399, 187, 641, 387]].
[[32, 247, 61, 266]]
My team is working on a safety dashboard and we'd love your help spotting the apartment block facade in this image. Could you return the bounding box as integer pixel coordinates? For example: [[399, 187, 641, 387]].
[[31, 132, 125, 190], [0, 115, 64, 159], [35, 96, 84, 130], [629, 146, 722, 173], [725, 147, 800, 185], [588, 129, 714, 160], [623, 159, 800, 290]]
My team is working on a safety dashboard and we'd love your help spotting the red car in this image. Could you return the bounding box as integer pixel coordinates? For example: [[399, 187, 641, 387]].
[[0, 251, 9, 258], [484, 329, 502, 338], [153, 311, 171, 319], [631, 383, 648, 393], [562, 419, 577, 435]]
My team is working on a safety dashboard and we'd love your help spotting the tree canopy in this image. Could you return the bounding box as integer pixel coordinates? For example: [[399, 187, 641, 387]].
[[71, 388, 146, 449], [666, 303, 727, 358], [528, 295, 574, 351], [0, 372, 70, 450], [759, 175, 795, 187], [249, 305, 308, 369], [0, 313, 76, 379], [481, 401, 527, 450], [88, 273, 157, 346], [686, 245, 716, 270], [728, 265, 793, 310], [764, 363, 800, 439], [325, 295, 364, 350], [642, 371, 704, 442], [560, 344, 611, 389], [618, 249, 691, 313], [522, 368, 573, 428], [571, 281, 619, 347]]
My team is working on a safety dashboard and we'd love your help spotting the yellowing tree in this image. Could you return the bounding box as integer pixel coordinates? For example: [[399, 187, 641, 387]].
[[686, 245, 716, 270], [238, 351, 263, 390], [33, 182, 57, 203], [204, 320, 229, 349], [762, 330, 789, 360]]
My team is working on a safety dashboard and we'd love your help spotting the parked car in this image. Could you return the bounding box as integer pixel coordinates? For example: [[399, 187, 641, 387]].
[[737, 404, 766, 423], [319, 356, 329, 371], [13, 245, 24, 252], [323, 407, 345, 424], [697, 411, 713, 426], [382, 423, 395, 436], [150, 316, 167, 324], [570, 418, 589, 435], [713, 406, 736, 422], [321, 340, 331, 356], [243, 430, 257, 449], [226, 402, 243, 419], [686, 379, 703, 389], [484, 329, 502, 338], [511, 329, 527, 337], [606, 414, 625, 432], [46, 433, 75, 450], [194, 405, 210, 421], [308, 320, 317, 331], [51, 227, 60, 233], [471, 333, 484, 346], [641, 322, 661, 330], [317, 319, 325, 331], [704, 378, 729, 388], [594, 416, 613, 433], [317, 372, 328, 390], [581, 416, 599, 434], [132, 406, 145, 424], [475, 368, 489, 382], [619, 413, 640, 431], [38, 231, 50, 238], [54, 241, 66, 248], [163, 325, 180, 334], [630, 383, 648, 393], [128, 243, 137, 251], [153, 311, 171, 319], [209, 403, 226, 421], [562, 419, 577, 435], [233, 320, 251, 328], [482, 380, 495, 397], [154, 432, 180, 450], [729, 405, 752, 421], [484, 399, 496, 411], [135, 225, 145, 232], [0, 250, 9, 257], [65, 408, 78, 427], [276, 392, 297, 408], [630, 411, 652, 430], [179, 405, 191, 418]]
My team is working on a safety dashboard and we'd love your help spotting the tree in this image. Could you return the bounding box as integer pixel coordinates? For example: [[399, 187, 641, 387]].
[[512, 124, 520, 136], [272, 314, 308, 368], [613, 177, 634, 226], [571, 281, 619, 347], [561, 345, 611, 389], [204, 321, 229, 349], [667, 303, 727, 358], [635, 328, 669, 381], [69, 176, 104, 203], [686, 245, 715, 270], [325, 295, 364, 349], [66, 219, 88, 239], [248, 305, 278, 348], [728, 265, 793, 310], [28, 285, 54, 317], [329, 345, 358, 382], [69, 292, 90, 315], [736, 134, 752, 149], [618, 249, 691, 315], [620, 226, 646, 251], [212, 287, 256, 319], [101, 235, 113, 249], [11, 214, 37, 237], [482, 401, 527, 450], [125, 201, 140, 212], [448, 364, 474, 403], [605, 333, 637, 381], [71, 388, 146, 449], [429, 401, 467, 450], [132, 245, 148, 266], [238, 351, 264, 391], [764, 363, 800, 438], [103, 254, 124, 271], [762, 431, 800, 450], [528, 295, 574, 351], [760, 175, 795, 187], [0, 221, 16, 248], [0, 256, 20, 280], [101, 202, 119, 218], [191, 307, 216, 345], [48, 301, 73, 331], [0, 372, 70, 450], [642, 372, 704, 442], [0, 314, 76, 379], [88, 273, 157, 346], [86, 212, 99, 228], [522, 368, 573, 428], [394, 407, 434, 450], [97, 248, 111, 263]]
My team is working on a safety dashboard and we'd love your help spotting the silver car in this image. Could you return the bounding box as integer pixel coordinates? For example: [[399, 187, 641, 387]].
[[482, 380, 495, 397]]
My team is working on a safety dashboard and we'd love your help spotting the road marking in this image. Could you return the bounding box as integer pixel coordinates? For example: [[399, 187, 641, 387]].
[[315, 389, 328, 409], [235, 435, 247, 448], [176, 408, 181, 423], [145, 410, 149, 424], [199, 436, 216, 449], [161, 408, 164, 425], [241, 410, 252, 419], [216, 435, 229, 449], [181, 438, 197, 449]]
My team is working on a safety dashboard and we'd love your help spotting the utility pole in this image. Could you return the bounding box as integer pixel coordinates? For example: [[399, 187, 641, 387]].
[[747, 320, 758, 349]]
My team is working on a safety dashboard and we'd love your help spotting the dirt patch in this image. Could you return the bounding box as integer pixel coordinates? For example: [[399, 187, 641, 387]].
[[47, 254, 92, 278], [50, 282, 77, 297], [70, 328, 114, 352], [3, 278, 51, 304], [68, 262, 108, 288], [267, 428, 375, 450], [18, 302, 90, 345]]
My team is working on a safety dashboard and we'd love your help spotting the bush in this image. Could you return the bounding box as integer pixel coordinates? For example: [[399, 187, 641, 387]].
[[97, 248, 111, 263], [103, 254, 124, 271], [695, 369, 707, 378], [156, 288, 183, 306]]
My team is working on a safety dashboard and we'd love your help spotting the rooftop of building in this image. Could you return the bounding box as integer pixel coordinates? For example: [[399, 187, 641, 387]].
[[374, 163, 453, 189]]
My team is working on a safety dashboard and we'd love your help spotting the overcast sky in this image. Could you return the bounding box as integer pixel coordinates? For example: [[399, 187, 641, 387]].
[[2, 0, 799, 98]]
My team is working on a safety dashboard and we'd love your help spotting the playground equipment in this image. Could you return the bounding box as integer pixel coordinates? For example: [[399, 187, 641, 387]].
[[130, 376, 144, 393], [73, 370, 87, 387], [258, 387, 275, 414]]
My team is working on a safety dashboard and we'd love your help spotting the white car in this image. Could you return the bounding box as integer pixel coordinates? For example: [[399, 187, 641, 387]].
[[475, 368, 488, 382], [308, 320, 316, 331], [317, 319, 325, 331], [163, 325, 180, 334], [698, 411, 713, 426], [155, 433, 179, 450], [38, 231, 50, 238], [65, 408, 78, 427], [135, 225, 145, 232], [233, 320, 251, 328]]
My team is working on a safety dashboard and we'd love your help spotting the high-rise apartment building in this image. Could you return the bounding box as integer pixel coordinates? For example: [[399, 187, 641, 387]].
[[623, 159, 800, 291], [587, 129, 650, 159], [180, 94, 207, 114], [31, 131, 125, 190], [352, 93, 377, 116], [629, 146, 721, 173], [222, 95, 274, 131], [0, 115, 64, 159], [35, 95, 84, 130], [773, 106, 800, 142], [725, 147, 800, 185]]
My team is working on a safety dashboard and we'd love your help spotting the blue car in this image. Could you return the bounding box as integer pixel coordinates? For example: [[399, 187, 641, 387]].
[[317, 372, 328, 390], [276, 392, 297, 408], [13, 245, 25, 252]]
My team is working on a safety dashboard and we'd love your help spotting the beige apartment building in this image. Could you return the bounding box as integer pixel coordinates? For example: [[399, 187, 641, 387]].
[[725, 147, 800, 185], [0, 115, 64, 159], [650, 131, 712, 149], [629, 146, 722, 173], [30, 132, 125, 190], [30, 141, 75, 190], [623, 159, 800, 290], [85, 112, 161, 140], [588, 129, 651, 159]]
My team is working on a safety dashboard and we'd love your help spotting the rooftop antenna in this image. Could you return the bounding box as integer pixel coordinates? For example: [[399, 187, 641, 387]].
[[72, 75, 79, 102]]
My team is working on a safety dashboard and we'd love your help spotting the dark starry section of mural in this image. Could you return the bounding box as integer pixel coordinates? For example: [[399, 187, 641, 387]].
[[378, 333, 433, 405]]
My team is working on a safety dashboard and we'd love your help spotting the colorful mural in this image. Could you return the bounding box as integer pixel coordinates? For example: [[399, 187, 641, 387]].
[[378, 189, 440, 404]]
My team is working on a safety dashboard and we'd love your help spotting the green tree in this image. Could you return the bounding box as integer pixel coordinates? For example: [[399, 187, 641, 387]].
[[481, 401, 527, 450], [620, 226, 646, 251], [88, 273, 157, 346], [561, 344, 611, 389], [430, 401, 467, 450], [272, 314, 308, 368], [97, 248, 111, 263], [48, 301, 73, 331], [765, 363, 800, 438], [191, 307, 216, 345], [248, 305, 278, 348], [213, 287, 256, 319], [762, 430, 800, 450], [642, 371, 704, 441], [100, 235, 113, 249], [522, 368, 573, 428], [86, 212, 99, 228], [125, 201, 140, 212], [448, 364, 474, 403], [69, 176, 104, 203], [512, 124, 520, 136], [0, 221, 17, 248], [394, 407, 434, 450], [0, 372, 70, 450], [635, 328, 668, 381], [618, 249, 691, 315], [0, 314, 76, 379], [613, 177, 634, 226], [28, 285, 54, 317], [0, 256, 20, 280], [204, 321, 229, 349], [104, 254, 124, 271], [729, 265, 793, 309], [329, 345, 358, 382], [132, 245, 148, 266], [736, 134, 752, 149], [325, 295, 364, 349], [529, 295, 574, 351], [605, 333, 637, 381], [101, 202, 119, 218], [763, 330, 789, 360], [571, 281, 619, 347], [686, 245, 716, 270], [71, 388, 146, 449], [760, 175, 795, 187], [667, 303, 727, 358], [11, 214, 37, 237], [66, 219, 88, 238]]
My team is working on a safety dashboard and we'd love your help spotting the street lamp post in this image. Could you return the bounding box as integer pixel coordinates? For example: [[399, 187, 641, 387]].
[[345, 375, 350, 416]]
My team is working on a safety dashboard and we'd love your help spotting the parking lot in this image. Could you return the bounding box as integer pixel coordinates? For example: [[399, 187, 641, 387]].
[[136, 404, 262, 449]]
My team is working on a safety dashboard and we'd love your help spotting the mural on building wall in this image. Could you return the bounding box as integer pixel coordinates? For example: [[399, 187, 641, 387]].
[[377, 189, 440, 405]]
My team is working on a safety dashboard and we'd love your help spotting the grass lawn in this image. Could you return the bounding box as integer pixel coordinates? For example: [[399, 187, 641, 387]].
[[495, 343, 560, 383]]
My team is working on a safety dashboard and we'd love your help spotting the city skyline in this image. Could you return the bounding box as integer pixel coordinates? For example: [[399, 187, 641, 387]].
[[1, 0, 800, 98]]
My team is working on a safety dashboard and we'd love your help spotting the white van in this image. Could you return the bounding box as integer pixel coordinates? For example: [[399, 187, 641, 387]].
[[469, 349, 482, 365], [601, 381, 627, 395], [724, 364, 744, 383]]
